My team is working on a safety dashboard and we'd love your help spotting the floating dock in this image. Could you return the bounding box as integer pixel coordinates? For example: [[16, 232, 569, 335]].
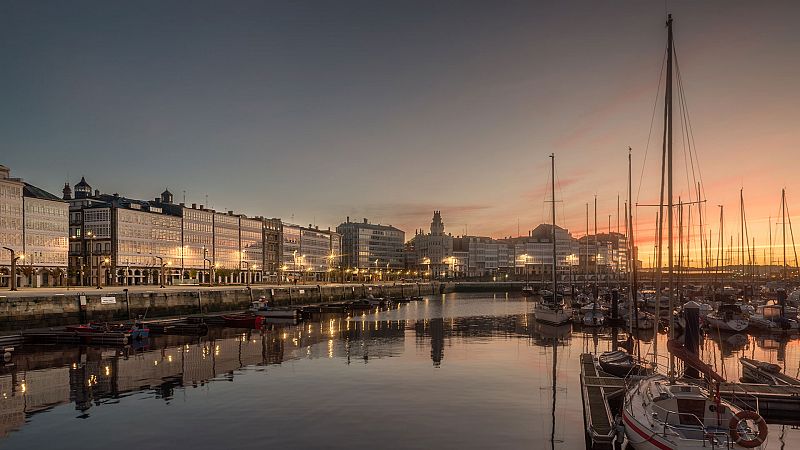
[[580, 353, 625, 450], [21, 330, 130, 345]]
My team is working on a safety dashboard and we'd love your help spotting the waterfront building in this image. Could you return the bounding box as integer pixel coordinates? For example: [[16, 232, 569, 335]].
[[0, 166, 68, 288], [64, 177, 284, 286], [336, 217, 405, 270], [281, 222, 341, 282], [0, 165, 23, 288], [451, 235, 510, 277], [497, 224, 580, 280], [408, 211, 453, 278], [21, 184, 70, 286]]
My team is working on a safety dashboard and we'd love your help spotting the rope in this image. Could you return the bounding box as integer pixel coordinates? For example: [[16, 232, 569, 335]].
[[636, 47, 668, 204]]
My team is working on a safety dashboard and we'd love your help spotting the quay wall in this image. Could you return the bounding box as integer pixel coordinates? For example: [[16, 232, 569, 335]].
[[0, 283, 446, 332]]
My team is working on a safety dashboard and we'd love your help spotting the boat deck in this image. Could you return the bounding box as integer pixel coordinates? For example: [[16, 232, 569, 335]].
[[580, 353, 625, 450]]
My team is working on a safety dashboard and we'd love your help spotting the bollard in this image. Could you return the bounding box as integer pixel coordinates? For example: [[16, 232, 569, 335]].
[[683, 301, 701, 378], [124, 288, 130, 320]]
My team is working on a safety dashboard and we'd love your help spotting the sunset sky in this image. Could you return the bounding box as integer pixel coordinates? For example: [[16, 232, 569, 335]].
[[2, 1, 799, 267]]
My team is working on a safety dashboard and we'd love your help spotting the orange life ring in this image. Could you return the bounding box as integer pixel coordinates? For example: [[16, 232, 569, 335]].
[[729, 410, 768, 448]]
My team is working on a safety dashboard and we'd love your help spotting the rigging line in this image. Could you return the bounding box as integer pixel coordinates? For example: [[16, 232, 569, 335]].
[[636, 46, 668, 203], [785, 196, 800, 269], [674, 46, 706, 201], [676, 61, 695, 206]]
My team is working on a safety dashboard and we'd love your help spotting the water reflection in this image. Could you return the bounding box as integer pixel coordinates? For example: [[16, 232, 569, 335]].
[[0, 293, 799, 449]]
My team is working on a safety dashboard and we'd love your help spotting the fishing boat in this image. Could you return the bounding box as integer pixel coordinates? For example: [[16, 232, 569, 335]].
[[222, 314, 264, 328], [740, 357, 800, 386], [533, 154, 572, 326], [705, 303, 749, 332]]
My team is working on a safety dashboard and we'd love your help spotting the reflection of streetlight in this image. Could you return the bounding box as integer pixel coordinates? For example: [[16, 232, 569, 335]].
[[2, 247, 22, 291]]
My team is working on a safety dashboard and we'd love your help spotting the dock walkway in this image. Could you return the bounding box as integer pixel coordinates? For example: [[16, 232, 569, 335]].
[[580, 353, 625, 450]]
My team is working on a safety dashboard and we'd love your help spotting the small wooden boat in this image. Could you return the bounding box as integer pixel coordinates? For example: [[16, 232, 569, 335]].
[[740, 357, 800, 386], [597, 350, 650, 378], [65, 322, 150, 340], [347, 300, 374, 311], [222, 314, 264, 328]]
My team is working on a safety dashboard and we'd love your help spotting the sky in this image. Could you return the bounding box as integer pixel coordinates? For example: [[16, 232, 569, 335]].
[[2, 1, 799, 267]]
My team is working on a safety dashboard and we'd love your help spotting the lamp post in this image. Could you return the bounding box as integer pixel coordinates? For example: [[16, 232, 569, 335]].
[[85, 230, 94, 287], [2, 247, 23, 291], [97, 256, 110, 289], [154, 256, 166, 288]]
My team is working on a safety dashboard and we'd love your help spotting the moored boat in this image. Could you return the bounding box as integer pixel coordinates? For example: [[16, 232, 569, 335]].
[[222, 314, 264, 328]]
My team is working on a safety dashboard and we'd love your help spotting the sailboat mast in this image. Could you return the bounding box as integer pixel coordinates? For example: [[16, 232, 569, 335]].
[[783, 188, 787, 281], [629, 148, 639, 332], [665, 14, 675, 379], [741, 189, 745, 278], [551, 154, 558, 300], [594, 195, 598, 293]]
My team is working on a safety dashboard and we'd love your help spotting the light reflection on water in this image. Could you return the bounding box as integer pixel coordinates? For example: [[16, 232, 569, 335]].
[[0, 292, 798, 449]]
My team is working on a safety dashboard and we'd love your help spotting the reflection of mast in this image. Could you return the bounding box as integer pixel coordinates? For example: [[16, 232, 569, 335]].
[[550, 335, 557, 450], [430, 317, 444, 367]]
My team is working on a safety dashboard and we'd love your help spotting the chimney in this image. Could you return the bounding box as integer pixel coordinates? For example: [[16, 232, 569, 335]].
[[363, 218, 368, 224], [94, 189, 100, 197], [180, 202, 185, 207], [192, 203, 197, 209], [346, 216, 350, 223]]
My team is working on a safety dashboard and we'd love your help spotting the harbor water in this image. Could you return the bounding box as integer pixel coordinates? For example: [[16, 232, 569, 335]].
[[2, 292, 799, 449]]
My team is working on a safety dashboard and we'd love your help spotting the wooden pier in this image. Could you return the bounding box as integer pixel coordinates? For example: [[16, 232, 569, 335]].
[[580, 353, 625, 450]]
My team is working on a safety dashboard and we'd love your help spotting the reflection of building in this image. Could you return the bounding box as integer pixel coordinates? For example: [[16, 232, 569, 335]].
[[0, 165, 68, 288], [408, 211, 453, 277], [336, 217, 405, 270]]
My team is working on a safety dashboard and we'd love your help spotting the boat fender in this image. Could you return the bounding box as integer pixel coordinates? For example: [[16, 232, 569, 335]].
[[729, 410, 768, 448]]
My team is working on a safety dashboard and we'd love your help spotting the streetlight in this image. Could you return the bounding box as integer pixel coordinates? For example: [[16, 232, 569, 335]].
[[85, 230, 94, 287], [97, 256, 110, 289], [154, 256, 166, 288], [2, 247, 23, 291]]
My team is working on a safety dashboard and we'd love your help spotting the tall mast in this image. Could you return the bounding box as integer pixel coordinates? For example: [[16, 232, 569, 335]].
[[783, 188, 787, 281], [629, 148, 638, 333], [585, 203, 589, 286], [551, 154, 558, 301], [697, 182, 704, 276], [740, 188, 745, 279], [769, 216, 773, 270], [594, 195, 598, 293], [665, 14, 675, 380], [719, 205, 724, 287]]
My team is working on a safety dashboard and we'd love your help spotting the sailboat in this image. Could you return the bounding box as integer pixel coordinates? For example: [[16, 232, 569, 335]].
[[622, 15, 767, 449], [534, 154, 572, 325]]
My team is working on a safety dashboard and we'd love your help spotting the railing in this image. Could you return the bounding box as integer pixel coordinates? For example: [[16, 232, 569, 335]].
[[650, 402, 734, 449]]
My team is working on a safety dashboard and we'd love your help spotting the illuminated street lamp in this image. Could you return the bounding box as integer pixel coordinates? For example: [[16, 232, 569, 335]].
[[2, 247, 23, 291], [97, 256, 110, 289]]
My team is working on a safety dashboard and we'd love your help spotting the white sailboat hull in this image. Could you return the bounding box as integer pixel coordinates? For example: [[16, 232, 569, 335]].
[[535, 303, 572, 325], [706, 315, 748, 332]]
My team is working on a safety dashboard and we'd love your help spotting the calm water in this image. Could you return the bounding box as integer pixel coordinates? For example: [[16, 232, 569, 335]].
[[2, 293, 800, 449]]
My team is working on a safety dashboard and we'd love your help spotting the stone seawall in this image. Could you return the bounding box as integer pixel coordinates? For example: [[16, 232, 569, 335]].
[[0, 282, 446, 332]]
